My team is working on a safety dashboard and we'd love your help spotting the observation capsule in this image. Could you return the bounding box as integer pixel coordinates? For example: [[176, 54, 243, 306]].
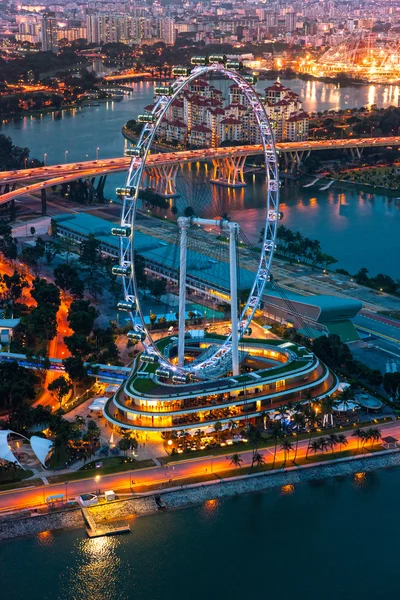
[[125, 147, 144, 157], [155, 85, 174, 96], [117, 300, 136, 312], [226, 60, 243, 70], [111, 226, 131, 237], [267, 210, 284, 221], [155, 368, 171, 378], [112, 265, 131, 277], [137, 113, 156, 123], [127, 331, 146, 343], [116, 186, 136, 197], [141, 353, 157, 363], [172, 66, 192, 76], [172, 374, 188, 384], [191, 56, 208, 66], [208, 54, 227, 64]]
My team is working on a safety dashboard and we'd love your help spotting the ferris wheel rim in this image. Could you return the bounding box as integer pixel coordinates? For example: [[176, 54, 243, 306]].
[[118, 63, 280, 377]]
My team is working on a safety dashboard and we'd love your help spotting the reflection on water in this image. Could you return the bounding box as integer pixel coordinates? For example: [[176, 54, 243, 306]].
[[60, 536, 122, 600], [280, 483, 295, 495], [1, 82, 400, 277], [4, 468, 400, 600], [36, 530, 55, 548]]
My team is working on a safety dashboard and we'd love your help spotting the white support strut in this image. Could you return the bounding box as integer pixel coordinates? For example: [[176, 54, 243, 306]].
[[178, 217, 189, 367], [229, 222, 240, 376]]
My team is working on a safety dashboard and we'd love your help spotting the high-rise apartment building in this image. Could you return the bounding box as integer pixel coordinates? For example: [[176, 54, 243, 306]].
[[41, 13, 59, 52]]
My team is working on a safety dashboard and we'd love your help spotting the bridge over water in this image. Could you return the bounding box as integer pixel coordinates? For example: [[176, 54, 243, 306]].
[[0, 136, 399, 213]]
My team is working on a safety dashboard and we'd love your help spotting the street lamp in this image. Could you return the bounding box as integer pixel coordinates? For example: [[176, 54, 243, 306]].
[[43, 153, 47, 166], [65, 480, 69, 502], [65, 150, 68, 163], [96, 147, 100, 160]]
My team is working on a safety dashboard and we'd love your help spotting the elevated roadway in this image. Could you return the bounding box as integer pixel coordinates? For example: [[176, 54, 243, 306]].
[[0, 136, 399, 205]]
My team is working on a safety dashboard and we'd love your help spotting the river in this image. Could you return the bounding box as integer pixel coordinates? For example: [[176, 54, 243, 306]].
[[1, 469, 399, 600], [1, 78, 400, 277]]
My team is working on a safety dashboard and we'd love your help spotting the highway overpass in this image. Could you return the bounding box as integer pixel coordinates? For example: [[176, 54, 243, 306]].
[[0, 136, 399, 206]]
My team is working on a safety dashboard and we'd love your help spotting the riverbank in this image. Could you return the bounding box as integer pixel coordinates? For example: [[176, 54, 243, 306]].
[[2, 447, 400, 542]]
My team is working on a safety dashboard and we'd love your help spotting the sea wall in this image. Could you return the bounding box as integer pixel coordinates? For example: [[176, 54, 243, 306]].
[[2, 449, 400, 541]]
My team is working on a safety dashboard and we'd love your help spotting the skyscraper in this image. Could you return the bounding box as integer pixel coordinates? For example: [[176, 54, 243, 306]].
[[41, 12, 58, 52]]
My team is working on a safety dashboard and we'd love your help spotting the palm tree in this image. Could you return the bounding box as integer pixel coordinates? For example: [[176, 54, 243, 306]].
[[269, 423, 283, 469], [352, 428, 365, 452], [337, 433, 348, 452], [248, 425, 264, 467], [309, 439, 320, 457], [328, 432, 340, 454], [213, 420, 222, 442], [253, 452, 265, 468], [229, 453, 243, 469], [228, 420, 237, 434], [280, 439, 294, 467], [292, 412, 305, 463], [318, 437, 330, 454]]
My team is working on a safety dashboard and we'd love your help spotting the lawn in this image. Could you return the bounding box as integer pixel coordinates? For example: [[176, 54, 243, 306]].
[[0, 469, 34, 490], [47, 457, 155, 484]]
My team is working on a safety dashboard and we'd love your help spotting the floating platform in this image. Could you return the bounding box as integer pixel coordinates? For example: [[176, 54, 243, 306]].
[[81, 506, 130, 538], [86, 523, 131, 538]]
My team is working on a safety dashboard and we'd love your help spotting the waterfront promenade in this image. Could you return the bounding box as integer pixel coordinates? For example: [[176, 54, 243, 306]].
[[1, 419, 400, 514]]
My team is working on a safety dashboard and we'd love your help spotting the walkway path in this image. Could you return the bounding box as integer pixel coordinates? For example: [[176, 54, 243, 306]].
[[1, 419, 399, 514]]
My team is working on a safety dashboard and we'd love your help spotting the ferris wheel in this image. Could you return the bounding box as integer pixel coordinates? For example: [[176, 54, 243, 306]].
[[112, 57, 280, 380]]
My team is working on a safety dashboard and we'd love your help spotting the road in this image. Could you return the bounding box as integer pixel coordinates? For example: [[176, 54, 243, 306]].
[[355, 310, 400, 344], [1, 420, 399, 513], [0, 257, 72, 408], [1, 136, 400, 204]]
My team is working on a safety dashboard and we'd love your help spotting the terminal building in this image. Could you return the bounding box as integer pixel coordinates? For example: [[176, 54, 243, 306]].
[[51, 212, 345, 436], [51, 212, 362, 344]]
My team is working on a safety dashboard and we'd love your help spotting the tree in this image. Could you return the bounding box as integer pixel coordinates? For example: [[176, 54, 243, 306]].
[[309, 439, 320, 457], [67, 299, 97, 336], [134, 252, 147, 289], [63, 356, 87, 393], [248, 425, 263, 467], [79, 234, 102, 298], [269, 423, 283, 469], [0, 361, 37, 423], [292, 412, 305, 462], [118, 436, 132, 457], [148, 278, 167, 302], [352, 428, 365, 451], [328, 432, 340, 454], [44, 240, 60, 264], [229, 453, 243, 468], [1, 270, 29, 302], [383, 372, 400, 401], [280, 439, 294, 466], [0, 219, 17, 260], [64, 333, 92, 359], [213, 420, 222, 441], [25, 304, 58, 342], [253, 452, 265, 468], [48, 376, 72, 408], [54, 264, 84, 297], [31, 277, 61, 310], [25, 349, 50, 383]]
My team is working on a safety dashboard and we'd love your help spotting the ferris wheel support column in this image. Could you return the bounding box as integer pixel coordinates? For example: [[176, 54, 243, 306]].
[[177, 217, 189, 368], [229, 222, 240, 376]]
